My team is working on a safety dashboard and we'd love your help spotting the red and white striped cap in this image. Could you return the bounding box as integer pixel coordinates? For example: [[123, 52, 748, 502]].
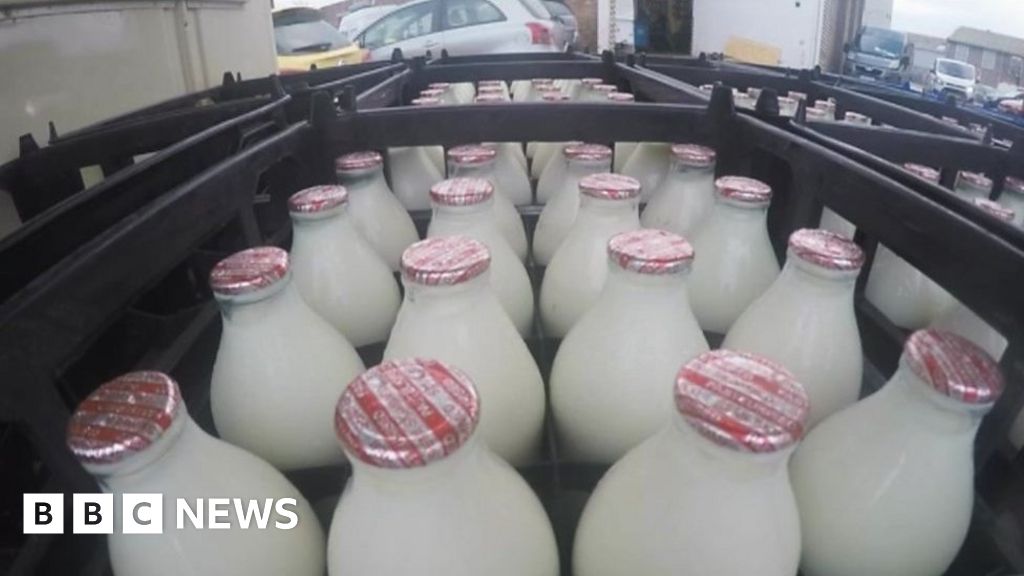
[[1006, 176, 1024, 194], [335, 358, 480, 468], [788, 228, 865, 272], [478, 80, 505, 87], [428, 82, 451, 89], [412, 96, 442, 106], [477, 84, 505, 94], [903, 329, 1003, 406], [335, 151, 384, 171], [608, 229, 694, 275], [210, 247, 289, 297], [565, 143, 612, 162], [581, 77, 603, 86], [675, 350, 809, 453], [288, 185, 348, 215], [903, 162, 940, 183], [401, 236, 491, 286], [607, 92, 635, 102], [957, 170, 993, 191], [579, 173, 642, 200], [593, 83, 617, 93], [68, 371, 183, 466], [448, 144, 497, 166], [430, 177, 494, 206], [541, 91, 570, 102], [844, 111, 871, 124], [474, 93, 506, 103], [788, 91, 808, 100], [715, 176, 772, 206], [419, 88, 445, 98], [671, 144, 716, 168], [973, 198, 1015, 222], [531, 77, 554, 86]]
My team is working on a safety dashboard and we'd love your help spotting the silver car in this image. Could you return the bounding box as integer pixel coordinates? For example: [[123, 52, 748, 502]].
[[354, 0, 567, 61]]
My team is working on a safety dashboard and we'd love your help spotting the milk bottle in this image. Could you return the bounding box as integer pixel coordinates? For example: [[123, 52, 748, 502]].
[[533, 144, 613, 266], [792, 329, 1004, 576], [209, 247, 365, 470], [335, 151, 419, 271], [448, 144, 529, 260], [478, 79, 510, 100], [418, 87, 447, 103], [327, 358, 558, 576], [383, 238, 546, 465], [426, 82, 458, 104], [588, 83, 617, 102], [955, 170, 992, 200], [69, 371, 325, 576], [484, 141, 532, 207], [622, 142, 672, 201], [529, 91, 573, 180], [904, 162, 941, 183], [540, 173, 641, 338], [778, 96, 799, 117], [573, 350, 809, 576], [1000, 176, 1024, 226], [688, 176, 780, 334], [576, 77, 603, 101], [536, 140, 584, 204], [723, 229, 865, 427], [551, 229, 709, 463], [843, 111, 872, 125], [607, 91, 634, 103], [614, 142, 638, 172], [641, 143, 717, 236], [426, 177, 535, 337], [389, 97, 445, 211], [288, 186, 401, 347]]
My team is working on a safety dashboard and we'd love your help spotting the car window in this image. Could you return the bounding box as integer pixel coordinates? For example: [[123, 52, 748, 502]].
[[518, 0, 552, 19], [273, 9, 350, 54], [543, 1, 571, 18], [937, 60, 976, 80], [445, 0, 505, 29], [361, 2, 436, 50]]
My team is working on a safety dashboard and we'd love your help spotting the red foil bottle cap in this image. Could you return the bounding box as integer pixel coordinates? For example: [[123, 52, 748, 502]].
[[67, 371, 183, 466], [608, 229, 695, 275], [607, 92, 635, 102], [401, 236, 491, 286], [478, 80, 504, 87], [787, 228, 865, 272], [973, 198, 1015, 222], [412, 97, 442, 106], [429, 177, 494, 206], [288, 185, 348, 214], [448, 144, 497, 166], [565, 143, 612, 162], [844, 111, 871, 123], [957, 170, 993, 191], [419, 88, 444, 98], [671, 144, 716, 168], [541, 91, 570, 102], [335, 151, 384, 172], [579, 173, 642, 200], [903, 329, 1004, 405], [474, 94, 505, 103], [210, 247, 289, 296], [1006, 176, 1024, 194], [581, 77, 603, 85], [675, 350, 810, 453], [593, 84, 617, 93], [335, 358, 480, 468], [903, 162, 940, 183], [715, 176, 772, 206]]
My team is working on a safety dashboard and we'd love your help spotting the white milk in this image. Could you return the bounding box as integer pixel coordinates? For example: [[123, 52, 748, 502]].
[[209, 247, 365, 470], [389, 96, 445, 211], [328, 358, 558, 576], [485, 142, 531, 206], [478, 79, 511, 100], [448, 144, 529, 260], [1000, 176, 1024, 227], [536, 140, 583, 204], [533, 144, 613, 266], [622, 142, 672, 201], [955, 170, 992, 201], [288, 186, 400, 347], [335, 151, 419, 271], [530, 92, 572, 179], [573, 350, 809, 576], [687, 176, 780, 334], [792, 330, 1005, 576], [420, 86, 455, 105], [383, 237, 545, 465], [724, 229, 865, 427], [641, 143, 717, 236], [540, 173, 641, 338], [614, 142, 638, 172], [551, 229, 709, 463], [68, 372, 325, 576], [426, 177, 535, 337]]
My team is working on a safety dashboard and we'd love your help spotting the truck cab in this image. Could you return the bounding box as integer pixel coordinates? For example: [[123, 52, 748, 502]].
[[843, 26, 913, 84]]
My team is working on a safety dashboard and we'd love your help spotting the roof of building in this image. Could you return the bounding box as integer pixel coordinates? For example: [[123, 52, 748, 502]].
[[949, 27, 1024, 57], [907, 32, 946, 52]]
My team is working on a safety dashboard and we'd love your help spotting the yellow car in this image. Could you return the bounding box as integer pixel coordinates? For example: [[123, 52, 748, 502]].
[[273, 7, 368, 74]]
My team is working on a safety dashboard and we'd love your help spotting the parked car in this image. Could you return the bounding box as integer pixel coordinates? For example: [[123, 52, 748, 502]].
[[338, 5, 398, 41], [926, 58, 977, 102], [353, 0, 566, 61], [843, 26, 912, 84], [273, 7, 366, 73], [543, 0, 576, 49]]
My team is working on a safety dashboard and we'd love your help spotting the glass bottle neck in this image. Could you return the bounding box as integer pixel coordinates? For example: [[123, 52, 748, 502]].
[[667, 163, 715, 180], [668, 412, 793, 477], [450, 162, 496, 181], [601, 263, 690, 301], [337, 166, 387, 193], [576, 195, 640, 225], [879, 366, 989, 436], [707, 197, 769, 223], [430, 200, 494, 228], [402, 273, 491, 309], [349, 435, 483, 491], [88, 415, 194, 489], [774, 256, 858, 298], [215, 276, 298, 325], [565, 158, 612, 178]]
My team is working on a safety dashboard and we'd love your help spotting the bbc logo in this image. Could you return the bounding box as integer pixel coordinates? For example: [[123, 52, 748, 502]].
[[24, 494, 162, 535]]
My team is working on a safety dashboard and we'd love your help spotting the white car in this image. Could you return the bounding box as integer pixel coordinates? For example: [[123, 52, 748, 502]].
[[338, 5, 397, 41], [926, 58, 977, 101], [353, 0, 566, 61]]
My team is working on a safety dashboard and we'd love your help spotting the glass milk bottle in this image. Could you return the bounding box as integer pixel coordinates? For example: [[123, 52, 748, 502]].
[[688, 176, 780, 334], [288, 186, 401, 347], [723, 229, 865, 427], [419, 86, 452, 105], [533, 144, 613, 266], [485, 141, 531, 207], [327, 358, 558, 576], [641, 144, 717, 236], [540, 173, 641, 338], [791, 329, 1004, 576], [573, 350, 809, 576], [383, 237, 545, 465], [536, 140, 584, 204], [448, 144, 529, 260], [68, 371, 325, 576], [843, 111, 872, 125], [388, 97, 445, 211], [551, 229, 709, 463], [614, 141, 638, 173], [335, 151, 419, 271], [209, 247, 365, 470], [478, 79, 510, 100], [1000, 176, 1024, 226], [426, 177, 535, 337], [530, 92, 573, 180], [955, 170, 992, 200], [622, 142, 672, 201], [576, 77, 602, 101]]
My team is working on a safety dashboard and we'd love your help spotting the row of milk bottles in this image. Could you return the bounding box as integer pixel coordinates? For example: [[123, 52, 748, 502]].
[[698, 84, 877, 125]]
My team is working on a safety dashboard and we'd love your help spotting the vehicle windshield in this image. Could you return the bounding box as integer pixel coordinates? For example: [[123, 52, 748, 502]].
[[856, 27, 905, 59], [937, 60, 976, 80], [274, 9, 350, 55]]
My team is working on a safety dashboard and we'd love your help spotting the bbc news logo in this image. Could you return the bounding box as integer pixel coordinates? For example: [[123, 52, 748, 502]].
[[24, 494, 299, 534]]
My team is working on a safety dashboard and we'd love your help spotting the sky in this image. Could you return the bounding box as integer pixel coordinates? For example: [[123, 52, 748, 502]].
[[892, 0, 1024, 39]]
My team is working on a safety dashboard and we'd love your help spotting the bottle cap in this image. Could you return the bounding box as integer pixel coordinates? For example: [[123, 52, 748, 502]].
[[579, 173, 642, 200], [448, 144, 497, 166], [903, 162, 940, 183], [67, 371, 183, 466], [541, 91, 570, 102], [957, 170, 993, 192], [607, 92, 635, 102], [210, 247, 289, 297], [593, 84, 617, 93], [714, 175, 772, 206], [608, 229, 694, 275], [474, 93, 505, 103], [581, 77, 603, 86], [670, 144, 716, 168], [973, 198, 1014, 222], [903, 329, 1004, 406], [564, 143, 612, 162], [1005, 176, 1024, 195], [335, 358, 480, 468], [788, 228, 865, 272], [419, 88, 444, 98], [429, 177, 494, 206], [478, 80, 504, 87], [411, 96, 442, 106], [675, 350, 809, 453], [288, 185, 348, 215], [401, 236, 491, 286], [531, 77, 554, 86], [788, 91, 808, 100], [335, 151, 384, 172], [844, 111, 871, 124]]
